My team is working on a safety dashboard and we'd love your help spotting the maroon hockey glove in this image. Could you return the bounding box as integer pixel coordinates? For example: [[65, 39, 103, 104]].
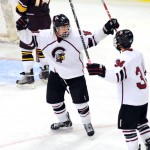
[[41, 2, 50, 13], [103, 18, 119, 35], [86, 63, 106, 77], [16, 16, 29, 31]]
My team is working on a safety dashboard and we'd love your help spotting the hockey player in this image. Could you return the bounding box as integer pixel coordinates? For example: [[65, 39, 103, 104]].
[[17, 14, 119, 136], [15, 0, 51, 86], [87, 29, 150, 149]]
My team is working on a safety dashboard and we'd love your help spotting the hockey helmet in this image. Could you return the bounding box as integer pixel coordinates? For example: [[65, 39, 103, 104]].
[[113, 29, 133, 51], [53, 14, 70, 38]]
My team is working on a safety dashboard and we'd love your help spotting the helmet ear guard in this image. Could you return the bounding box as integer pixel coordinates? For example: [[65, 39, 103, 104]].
[[113, 29, 134, 51]]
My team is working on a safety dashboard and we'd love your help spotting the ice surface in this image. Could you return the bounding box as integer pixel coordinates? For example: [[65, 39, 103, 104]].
[[0, 0, 150, 149]]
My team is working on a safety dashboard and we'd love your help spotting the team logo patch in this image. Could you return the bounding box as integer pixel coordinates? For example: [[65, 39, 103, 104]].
[[52, 47, 66, 63]]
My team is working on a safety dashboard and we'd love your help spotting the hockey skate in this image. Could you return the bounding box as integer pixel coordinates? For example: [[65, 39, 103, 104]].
[[145, 138, 150, 150], [51, 112, 72, 130], [39, 65, 49, 82], [84, 123, 95, 137], [16, 69, 35, 88]]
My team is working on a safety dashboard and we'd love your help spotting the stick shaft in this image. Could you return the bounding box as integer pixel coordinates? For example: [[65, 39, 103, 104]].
[[69, 0, 91, 64], [101, 0, 117, 32], [101, 0, 112, 19]]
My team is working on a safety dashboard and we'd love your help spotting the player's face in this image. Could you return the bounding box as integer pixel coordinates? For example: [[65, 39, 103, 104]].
[[57, 25, 70, 38]]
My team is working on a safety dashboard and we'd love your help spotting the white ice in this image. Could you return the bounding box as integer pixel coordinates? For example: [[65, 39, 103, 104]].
[[0, 0, 150, 150]]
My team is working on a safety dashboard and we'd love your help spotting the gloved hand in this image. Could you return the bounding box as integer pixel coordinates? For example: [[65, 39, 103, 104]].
[[41, 2, 50, 13], [16, 16, 29, 31], [103, 18, 119, 35], [86, 63, 106, 77]]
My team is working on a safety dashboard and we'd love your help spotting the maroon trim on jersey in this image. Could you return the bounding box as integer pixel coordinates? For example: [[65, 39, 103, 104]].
[[41, 39, 84, 73], [42, 41, 57, 51], [63, 39, 84, 71], [123, 48, 133, 52]]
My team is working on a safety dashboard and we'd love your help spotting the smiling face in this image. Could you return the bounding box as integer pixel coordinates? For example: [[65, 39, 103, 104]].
[[55, 25, 70, 38]]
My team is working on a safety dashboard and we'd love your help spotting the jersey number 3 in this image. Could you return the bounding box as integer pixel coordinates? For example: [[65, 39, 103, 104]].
[[136, 67, 147, 89]]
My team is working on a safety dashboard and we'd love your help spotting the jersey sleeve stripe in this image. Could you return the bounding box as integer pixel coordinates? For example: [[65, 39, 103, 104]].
[[17, 3, 27, 13]]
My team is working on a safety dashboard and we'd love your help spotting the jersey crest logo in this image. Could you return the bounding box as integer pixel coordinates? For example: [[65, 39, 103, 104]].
[[52, 47, 66, 63], [114, 59, 125, 67]]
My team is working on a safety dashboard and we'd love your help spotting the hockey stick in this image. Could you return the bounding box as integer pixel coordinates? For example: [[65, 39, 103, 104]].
[[69, 0, 91, 64], [33, 35, 40, 62], [101, 0, 117, 32], [101, 0, 112, 20], [35, 49, 40, 62]]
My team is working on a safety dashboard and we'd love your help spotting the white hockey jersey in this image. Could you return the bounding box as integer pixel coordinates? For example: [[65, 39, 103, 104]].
[[105, 49, 149, 106], [18, 28, 107, 79]]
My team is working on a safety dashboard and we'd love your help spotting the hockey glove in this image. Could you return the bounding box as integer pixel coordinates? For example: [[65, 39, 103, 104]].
[[16, 16, 29, 31], [41, 2, 50, 13], [103, 18, 119, 35], [86, 63, 106, 78]]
